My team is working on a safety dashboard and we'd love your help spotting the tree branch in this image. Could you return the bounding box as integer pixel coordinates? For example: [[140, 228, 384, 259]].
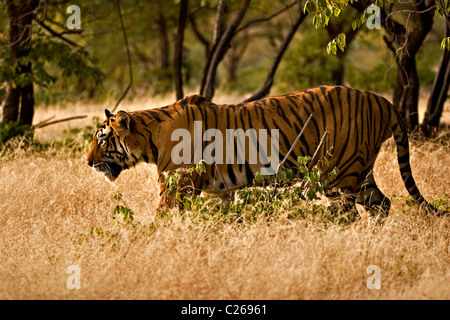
[[244, 0, 306, 102], [214, 0, 227, 44], [189, 15, 210, 56], [39, 21, 79, 47], [236, 0, 297, 34], [273, 113, 313, 197], [174, 0, 189, 100], [111, 0, 133, 113], [202, 0, 251, 99], [42, 16, 83, 35], [33, 115, 87, 129]]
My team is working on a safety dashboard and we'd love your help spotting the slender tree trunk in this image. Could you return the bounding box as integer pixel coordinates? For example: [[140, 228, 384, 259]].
[[189, 16, 210, 58], [393, 56, 420, 130], [214, 0, 227, 44], [155, 12, 172, 92], [244, 1, 305, 102], [201, 0, 250, 100], [226, 41, 246, 83], [3, 88, 20, 122], [174, 0, 189, 100], [327, 16, 361, 85], [199, 0, 228, 96], [392, 53, 428, 131], [225, 30, 250, 83], [157, 13, 170, 71], [421, 23, 450, 136], [20, 83, 34, 124], [2, 0, 40, 125]]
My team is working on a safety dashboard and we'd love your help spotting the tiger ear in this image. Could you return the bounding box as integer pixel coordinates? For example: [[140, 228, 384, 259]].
[[116, 110, 131, 130], [105, 109, 114, 119]]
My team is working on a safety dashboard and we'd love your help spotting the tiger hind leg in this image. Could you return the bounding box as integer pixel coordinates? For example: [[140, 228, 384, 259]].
[[356, 172, 391, 221]]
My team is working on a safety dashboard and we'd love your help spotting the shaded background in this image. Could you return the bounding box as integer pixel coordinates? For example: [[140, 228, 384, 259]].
[[1, 0, 449, 135]]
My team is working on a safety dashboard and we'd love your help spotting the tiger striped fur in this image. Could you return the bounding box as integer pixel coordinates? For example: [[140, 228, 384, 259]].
[[86, 85, 442, 216]]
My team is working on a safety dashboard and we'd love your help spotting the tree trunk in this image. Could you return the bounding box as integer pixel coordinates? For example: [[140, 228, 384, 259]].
[[189, 16, 210, 58], [351, 0, 434, 131], [174, 0, 189, 100], [383, 0, 434, 131], [201, 0, 250, 100], [244, 1, 306, 102], [2, 0, 39, 125], [421, 24, 450, 136], [392, 56, 420, 130], [3, 88, 20, 122], [20, 83, 35, 124], [199, 0, 228, 96], [157, 13, 170, 71], [214, 0, 228, 44], [225, 31, 250, 83], [155, 12, 172, 93]]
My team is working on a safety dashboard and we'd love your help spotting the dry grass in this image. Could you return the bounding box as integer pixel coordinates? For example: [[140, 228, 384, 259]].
[[0, 95, 449, 300]]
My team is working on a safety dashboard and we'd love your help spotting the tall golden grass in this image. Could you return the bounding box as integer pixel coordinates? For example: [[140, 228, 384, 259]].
[[0, 95, 449, 299]]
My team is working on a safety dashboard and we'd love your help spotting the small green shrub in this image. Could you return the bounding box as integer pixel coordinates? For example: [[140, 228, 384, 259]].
[[113, 191, 135, 226], [161, 153, 341, 225], [61, 116, 101, 147], [1, 116, 102, 157], [429, 194, 449, 211], [0, 120, 33, 146]]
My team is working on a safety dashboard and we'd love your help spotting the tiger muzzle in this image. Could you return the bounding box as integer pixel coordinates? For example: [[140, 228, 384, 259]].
[[93, 162, 123, 182]]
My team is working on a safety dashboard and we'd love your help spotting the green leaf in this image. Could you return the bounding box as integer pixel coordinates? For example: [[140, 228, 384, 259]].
[[304, 1, 315, 14], [336, 33, 346, 51], [441, 37, 450, 51], [334, 7, 341, 17], [312, 15, 319, 28]]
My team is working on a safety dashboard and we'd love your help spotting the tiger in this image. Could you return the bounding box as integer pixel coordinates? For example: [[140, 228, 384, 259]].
[[86, 85, 443, 217]]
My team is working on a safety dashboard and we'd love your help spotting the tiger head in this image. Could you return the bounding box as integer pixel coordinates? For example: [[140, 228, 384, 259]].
[[86, 109, 143, 182]]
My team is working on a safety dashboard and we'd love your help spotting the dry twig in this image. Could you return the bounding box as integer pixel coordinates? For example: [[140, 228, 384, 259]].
[[33, 115, 87, 129], [272, 113, 313, 196]]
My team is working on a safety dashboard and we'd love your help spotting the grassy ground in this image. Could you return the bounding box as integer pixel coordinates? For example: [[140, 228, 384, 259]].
[[0, 94, 449, 299]]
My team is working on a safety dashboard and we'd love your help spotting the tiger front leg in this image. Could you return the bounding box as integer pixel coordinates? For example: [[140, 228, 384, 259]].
[[154, 170, 204, 218], [154, 187, 183, 217], [153, 179, 185, 218]]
